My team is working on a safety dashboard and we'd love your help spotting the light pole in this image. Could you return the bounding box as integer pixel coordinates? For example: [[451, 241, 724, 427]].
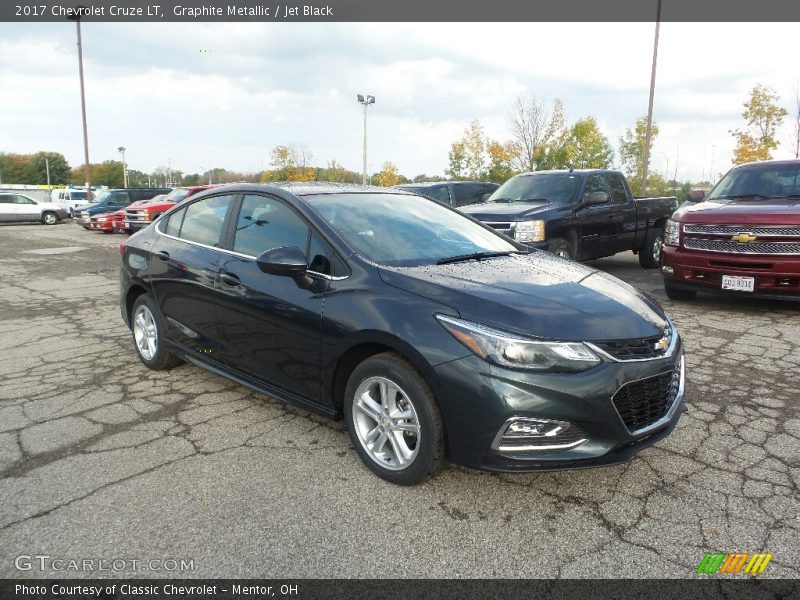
[[357, 94, 375, 185], [640, 0, 662, 196], [659, 152, 669, 181], [118, 146, 127, 188], [67, 7, 92, 199]]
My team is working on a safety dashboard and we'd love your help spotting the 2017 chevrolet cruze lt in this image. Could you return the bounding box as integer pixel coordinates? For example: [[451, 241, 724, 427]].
[[120, 183, 686, 485]]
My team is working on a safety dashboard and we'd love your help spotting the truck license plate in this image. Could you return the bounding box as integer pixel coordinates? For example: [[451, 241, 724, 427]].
[[124, 221, 130, 228], [721, 275, 755, 292]]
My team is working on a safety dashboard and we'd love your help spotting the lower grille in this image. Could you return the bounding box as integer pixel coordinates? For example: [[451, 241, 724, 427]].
[[612, 367, 681, 434], [685, 239, 800, 255]]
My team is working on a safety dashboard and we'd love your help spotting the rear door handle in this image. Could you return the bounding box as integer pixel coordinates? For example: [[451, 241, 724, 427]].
[[220, 272, 241, 287], [156, 250, 170, 261]]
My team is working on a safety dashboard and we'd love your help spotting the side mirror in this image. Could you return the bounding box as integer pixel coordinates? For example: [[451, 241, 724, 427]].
[[256, 246, 308, 277], [584, 191, 609, 205], [687, 189, 705, 203]]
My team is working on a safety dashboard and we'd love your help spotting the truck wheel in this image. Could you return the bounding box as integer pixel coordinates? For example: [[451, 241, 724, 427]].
[[548, 238, 575, 260], [664, 280, 697, 301], [41, 211, 58, 225], [639, 228, 664, 269]]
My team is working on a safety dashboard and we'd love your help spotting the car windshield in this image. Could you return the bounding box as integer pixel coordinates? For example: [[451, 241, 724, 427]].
[[90, 191, 108, 203], [161, 188, 190, 203], [305, 192, 518, 266], [70, 191, 87, 200], [708, 163, 800, 200], [483, 172, 580, 204]]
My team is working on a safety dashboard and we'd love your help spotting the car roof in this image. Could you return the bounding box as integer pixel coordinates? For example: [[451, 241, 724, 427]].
[[207, 182, 403, 197], [395, 181, 494, 188], [732, 159, 800, 169]]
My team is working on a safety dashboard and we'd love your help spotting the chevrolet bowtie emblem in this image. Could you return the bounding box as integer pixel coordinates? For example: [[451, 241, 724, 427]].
[[731, 233, 757, 243], [655, 336, 670, 351]]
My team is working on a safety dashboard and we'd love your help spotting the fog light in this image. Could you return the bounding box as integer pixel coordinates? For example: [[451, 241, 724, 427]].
[[492, 417, 588, 453], [661, 265, 674, 275]]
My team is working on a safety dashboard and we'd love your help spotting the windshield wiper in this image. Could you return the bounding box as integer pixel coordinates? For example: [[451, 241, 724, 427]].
[[436, 251, 515, 265], [488, 197, 514, 203], [714, 194, 768, 200]]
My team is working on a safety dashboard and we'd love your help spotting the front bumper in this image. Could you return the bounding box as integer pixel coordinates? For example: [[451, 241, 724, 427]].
[[661, 245, 800, 298], [432, 337, 686, 472]]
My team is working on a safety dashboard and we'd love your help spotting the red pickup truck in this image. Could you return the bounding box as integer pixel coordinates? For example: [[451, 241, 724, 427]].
[[661, 159, 800, 300], [123, 185, 217, 233]]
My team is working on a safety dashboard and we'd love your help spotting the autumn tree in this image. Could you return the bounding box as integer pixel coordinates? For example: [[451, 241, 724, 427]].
[[376, 161, 400, 187], [446, 120, 487, 180], [558, 117, 614, 169], [446, 141, 467, 179], [730, 84, 788, 164], [485, 140, 516, 184], [0, 151, 71, 185], [507, 95, 566, 172], [619, 116, 659, 194], [263, 144, 316, 181]]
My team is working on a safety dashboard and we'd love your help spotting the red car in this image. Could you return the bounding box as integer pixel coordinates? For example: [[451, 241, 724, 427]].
[[661, 159, 800, 300], [88, 211, 122, 233], [124, 185, 218, 233]]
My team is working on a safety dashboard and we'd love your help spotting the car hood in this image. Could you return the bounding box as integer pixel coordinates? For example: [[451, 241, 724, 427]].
[[460, 201, 563, 221], [675, 197, 800, 225], [378, 253, 668, 342]]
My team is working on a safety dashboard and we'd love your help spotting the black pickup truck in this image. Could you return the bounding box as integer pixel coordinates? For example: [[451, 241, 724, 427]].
[[460, 169, 678, 268]]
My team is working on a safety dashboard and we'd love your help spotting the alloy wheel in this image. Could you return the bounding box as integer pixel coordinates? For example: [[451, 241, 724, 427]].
[[352, 376, 420, 471], [652, 237, 663, 264], [133, 305, 158, 361]]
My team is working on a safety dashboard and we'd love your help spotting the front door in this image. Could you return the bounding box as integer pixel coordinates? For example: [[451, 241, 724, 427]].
[[577, 174, 618, 259], [214, 193, 328, 402]]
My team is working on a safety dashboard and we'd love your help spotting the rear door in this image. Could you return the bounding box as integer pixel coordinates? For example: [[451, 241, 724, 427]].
[[214, 193, 329, 402], [577, 174, 617, 259], [148, 193, 237, 356]]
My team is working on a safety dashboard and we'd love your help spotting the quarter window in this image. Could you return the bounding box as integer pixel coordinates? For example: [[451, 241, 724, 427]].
[[233, 195, 310, 258], [0, 195, 12, 204], [175, 195, 233, 246]]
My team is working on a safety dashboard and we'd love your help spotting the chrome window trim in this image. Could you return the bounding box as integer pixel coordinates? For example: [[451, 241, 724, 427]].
[[153, 219, 349, 281], [585, 319, 677, 363]]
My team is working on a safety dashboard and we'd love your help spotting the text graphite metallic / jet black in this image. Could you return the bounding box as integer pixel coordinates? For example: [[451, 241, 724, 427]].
[[119, 183, 687, 485]]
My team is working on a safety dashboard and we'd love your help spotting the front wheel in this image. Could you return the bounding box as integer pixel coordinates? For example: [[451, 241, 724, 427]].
[[130, 294, 182, 370], [639, 228, 664, 268], [344, 352, 445, 485], [42, 211, 58, 225], [548, 238, 575, 260]]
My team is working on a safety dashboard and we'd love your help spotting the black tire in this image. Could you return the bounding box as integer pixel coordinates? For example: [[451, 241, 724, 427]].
[[42, 211, 58, 225], [548, 237, 575, 260], [664, 280, 697, 301], [639, 228, 664, 269], [344, 352, 445, 485], [124, 229, 134, 235], [130, 294, 182, 370]]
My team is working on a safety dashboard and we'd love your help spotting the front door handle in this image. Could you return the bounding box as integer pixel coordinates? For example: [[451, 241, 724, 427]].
[[220, 272, 241, 287], [156, 250, 170, 261]]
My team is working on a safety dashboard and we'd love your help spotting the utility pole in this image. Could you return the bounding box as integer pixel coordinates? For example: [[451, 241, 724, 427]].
[[118, 146, 127, 187], [357, 94, 375, 185], [45, 156, 51, 187], [68, 8, 92, 200], [640, 0, 661, 196]]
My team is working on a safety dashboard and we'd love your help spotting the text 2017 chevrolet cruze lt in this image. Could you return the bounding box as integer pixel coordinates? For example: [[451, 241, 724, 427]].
[[120, 183, 686, 485]]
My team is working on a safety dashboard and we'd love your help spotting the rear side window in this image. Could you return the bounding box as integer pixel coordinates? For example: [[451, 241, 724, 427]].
[[605, 173, 629, 204], [0, 195, 12, 204], [423, 185, 451, 204], [233, 195, 310, 257], [173, 195, 233, 246]]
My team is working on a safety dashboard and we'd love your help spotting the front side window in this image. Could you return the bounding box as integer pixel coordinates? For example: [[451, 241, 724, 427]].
[[13, 195, 35, 205], [605, 173, 629, 204], [305, 192, 517, 267], [452, 183, 483, 207], [233, 195, 310, 257], [423, 185, 451, 204], [584, 174, 611, 200], [174, 194, 232, 246]]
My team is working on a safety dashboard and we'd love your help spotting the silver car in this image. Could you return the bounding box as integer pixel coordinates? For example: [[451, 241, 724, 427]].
[[0, 192, 68, 225]]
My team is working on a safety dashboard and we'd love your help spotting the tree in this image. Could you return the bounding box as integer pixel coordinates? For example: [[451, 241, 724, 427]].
[[446, 120, 488, 180], [790, 82, 799, 160], [559, 117, 614, 169], [619, 116, 659, 194], [262, 144, 316, 182], [484, 140, 516, 184], [730, 84, 788, 164], [0, 151, 70, 185], [446, 141, 467, 179], [376, 161, 400, 187], [507, 95, 566, 172]]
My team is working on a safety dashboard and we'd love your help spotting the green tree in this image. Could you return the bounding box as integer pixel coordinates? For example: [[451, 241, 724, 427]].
[[446, 120, 488, 180], [730, 84, 788, 164], [28, 152, 71, 185], [484, 140, 516, 184], [559, 117, 614, 169], [446, 141, 467, 179], [0, 153, 34, 184], [619, 116, 659, 195]]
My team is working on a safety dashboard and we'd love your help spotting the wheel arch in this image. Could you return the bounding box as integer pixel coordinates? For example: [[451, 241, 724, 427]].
[[124, 284, 148, 328]]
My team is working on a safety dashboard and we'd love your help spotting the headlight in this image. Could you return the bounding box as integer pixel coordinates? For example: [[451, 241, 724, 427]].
[[665, 219, 681, 247], [436, 315, 600, 372], [514, 220, 545, 243]]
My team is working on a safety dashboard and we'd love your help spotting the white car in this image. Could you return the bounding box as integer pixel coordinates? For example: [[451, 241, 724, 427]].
[[51, 188, 91, 217], [0, 192, 68, 225]]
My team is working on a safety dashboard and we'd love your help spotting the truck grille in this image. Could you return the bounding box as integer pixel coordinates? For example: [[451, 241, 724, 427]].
[[684, 239, 800, 255], [484, 222, 515, 236], [612, 367, 681, 434], [684, 224, 800, 237], [125, 209, 149, 221], [592, 326, 672, 360]]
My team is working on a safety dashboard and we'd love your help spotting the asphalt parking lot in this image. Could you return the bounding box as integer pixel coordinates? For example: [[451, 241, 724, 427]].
[[0, 221, 798, 579]]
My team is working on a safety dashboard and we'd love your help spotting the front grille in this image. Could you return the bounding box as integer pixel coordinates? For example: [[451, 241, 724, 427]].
[[684, 224, 800, 237], [125, 209, 149, 221], [484, 222, 514, 236], [612, 368, 681, 433], [592, 327, 672, 361], [684, 239, 800, 255]]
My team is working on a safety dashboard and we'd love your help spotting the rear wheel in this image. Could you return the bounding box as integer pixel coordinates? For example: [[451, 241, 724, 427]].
[[664, 280, 697, 301], [42, 211, 58, 225], [548, 237, 575, 260], [639, 228, 664, 268], [344, 352, 445, 485], [130, 294, 182, 370]]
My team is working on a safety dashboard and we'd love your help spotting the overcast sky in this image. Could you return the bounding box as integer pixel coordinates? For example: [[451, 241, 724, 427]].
[[1, 22, 798, 183]]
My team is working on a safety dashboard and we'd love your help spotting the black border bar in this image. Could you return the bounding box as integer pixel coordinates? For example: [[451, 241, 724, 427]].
[[3, 0, 800, 22]]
